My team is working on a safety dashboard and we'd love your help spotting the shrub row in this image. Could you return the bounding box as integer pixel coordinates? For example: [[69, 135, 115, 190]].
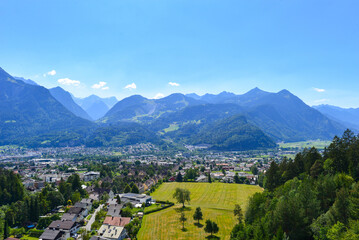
[[145, 202, 174, 215]]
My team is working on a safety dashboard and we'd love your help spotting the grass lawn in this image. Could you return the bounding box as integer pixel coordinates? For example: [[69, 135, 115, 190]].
[[137, 182, 262, 240]]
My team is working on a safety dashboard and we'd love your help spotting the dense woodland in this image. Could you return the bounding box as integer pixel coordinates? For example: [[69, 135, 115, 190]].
[[231, 130, 359, 240]]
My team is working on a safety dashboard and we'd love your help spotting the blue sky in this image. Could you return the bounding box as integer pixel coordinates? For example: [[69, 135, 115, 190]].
[[0, 0, 358, 107]]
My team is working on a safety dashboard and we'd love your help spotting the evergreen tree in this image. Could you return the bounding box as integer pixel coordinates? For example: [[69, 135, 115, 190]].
[[234, 173, 240, 184], [265, 161, 281, 191], [3, 220, 10, 239], [116, 195, 121, 204], [131, 184, 140, 194], [208, 173, 212, 183], [251, 165, 259, 175], [176, 172, 183, 182], [333, 188, 350, 224], [124, 184, 131, 193], [193, 207, 203, 224], [234, 204, 243, 223], [204, 219, 219, 236]]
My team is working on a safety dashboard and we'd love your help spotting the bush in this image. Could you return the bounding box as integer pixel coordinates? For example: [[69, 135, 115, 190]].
[[10, 227, 26, 237], [27, 229, 44, 238]]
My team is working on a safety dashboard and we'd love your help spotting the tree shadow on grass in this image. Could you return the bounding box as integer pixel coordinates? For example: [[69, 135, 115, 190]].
[[205, 235, 220, 240], [181, 227, 188, 232], [174, 206, 192, 213], [194, 222, 204, 228]]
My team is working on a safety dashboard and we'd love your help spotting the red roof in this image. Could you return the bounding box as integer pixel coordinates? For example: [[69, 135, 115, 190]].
[[103, 216, 131, 227]]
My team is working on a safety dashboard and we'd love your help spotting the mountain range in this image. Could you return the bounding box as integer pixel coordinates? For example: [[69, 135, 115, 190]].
[[0, 66, 354, 150], [313, 105, 359, 131], [0, 67, 94, 147], [49, 87, 92, 121], [73, 94, 118, 120]]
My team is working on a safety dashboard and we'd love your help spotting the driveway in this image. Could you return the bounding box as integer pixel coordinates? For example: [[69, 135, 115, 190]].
[[85, 204, 104, 231]]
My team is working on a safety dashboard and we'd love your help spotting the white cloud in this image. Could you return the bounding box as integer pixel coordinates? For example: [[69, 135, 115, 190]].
[[58, 78, 80, 86], [313, 87, 325, 93], [153, 93, 165, 99], [102, 86, 109, 90], [48, 70, 56, 76], [43, 70, 56, 77], [92, 81, 107, 89], [125, 83, 137, 90], [169, 82, 180, 87]]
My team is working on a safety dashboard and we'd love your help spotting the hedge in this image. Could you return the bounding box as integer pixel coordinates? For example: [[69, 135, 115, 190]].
[[144, 202, 174, 215]]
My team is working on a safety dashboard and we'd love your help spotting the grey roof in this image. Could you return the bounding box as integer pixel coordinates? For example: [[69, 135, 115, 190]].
[[48, 220, 76, 230], [61, 213, 77, 221], [39, 229, 63, 240], [67, 207, 84, 214], [107, 204, 123, 217], [80, 198, 93, 204], [74, 202, 90, 209]]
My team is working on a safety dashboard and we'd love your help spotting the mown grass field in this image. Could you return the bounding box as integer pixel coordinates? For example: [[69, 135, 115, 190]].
[[279, 140, 331, 150], [138, 182, 262, 240]]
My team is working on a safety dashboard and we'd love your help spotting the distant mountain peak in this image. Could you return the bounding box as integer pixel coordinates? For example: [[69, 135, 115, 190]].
[[246, 87, 267, 94], [185, 93, 201, 100], [277, 89, 291, 94]]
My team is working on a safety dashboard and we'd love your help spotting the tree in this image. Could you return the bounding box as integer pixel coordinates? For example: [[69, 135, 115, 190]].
[[81, 230, 91, 240], [193, 207, 203, 224], [265, 161, 281, 191], [208, 173, 212, 183], [173, 188, 191, 208], [125, 217, 141, 238], [68, 174, 82, 192], [47, 191, 65, 210], [234, 204, 243, 223], [179, 212, 187, 230], [176, 172, 183, 182], [71, 191, 81, 203], [116, 195, 121, 204], [251, 165, 259, 175], [3, 220, 10, 239], [101, 192, 110, 203], [124, 184, 131, 193], [121, 207, 132, 217], [131, 184, 139, 194], [234, 173, 240, 184], [204, 219, 219, 236], [185, 168, 199, 181]]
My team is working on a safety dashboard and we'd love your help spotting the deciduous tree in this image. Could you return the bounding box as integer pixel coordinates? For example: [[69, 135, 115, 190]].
[[173, 188, 191, 208]]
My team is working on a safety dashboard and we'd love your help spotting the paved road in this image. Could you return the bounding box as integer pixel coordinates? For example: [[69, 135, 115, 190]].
[[85, 204, 104, 231]]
